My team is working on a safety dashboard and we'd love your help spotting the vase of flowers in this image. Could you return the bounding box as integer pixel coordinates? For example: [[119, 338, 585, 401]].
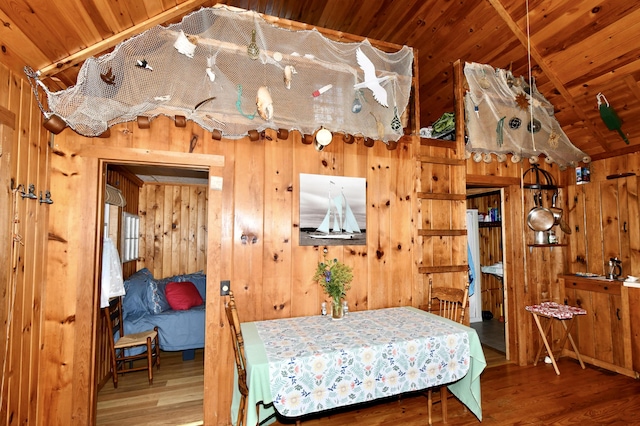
[[313, 249, 353, 320]]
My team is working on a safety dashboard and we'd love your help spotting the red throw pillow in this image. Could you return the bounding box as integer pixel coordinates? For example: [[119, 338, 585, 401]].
[[165, 281, 203, 310]]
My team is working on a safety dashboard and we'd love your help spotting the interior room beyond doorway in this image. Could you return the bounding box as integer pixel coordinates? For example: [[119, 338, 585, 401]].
[[467, 188, 507, 357]]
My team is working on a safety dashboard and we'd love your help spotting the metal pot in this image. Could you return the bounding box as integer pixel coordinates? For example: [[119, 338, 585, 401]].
[[527, 192, 555, 232], [549, 191, 563, 225], [534, 230, 548, 245]]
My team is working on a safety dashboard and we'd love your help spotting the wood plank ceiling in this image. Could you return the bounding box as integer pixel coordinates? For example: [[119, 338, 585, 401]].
[[2, 0, 639, 161]]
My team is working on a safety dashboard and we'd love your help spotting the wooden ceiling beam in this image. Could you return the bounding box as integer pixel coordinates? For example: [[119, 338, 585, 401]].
[[37, 0, 212, 79], [486, 0, 610, 154]]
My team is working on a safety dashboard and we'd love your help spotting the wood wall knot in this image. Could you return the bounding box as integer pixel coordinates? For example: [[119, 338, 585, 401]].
[[61, 315, 76, 324], [47, 233, 67, 243], [376, 250, 384, 259]]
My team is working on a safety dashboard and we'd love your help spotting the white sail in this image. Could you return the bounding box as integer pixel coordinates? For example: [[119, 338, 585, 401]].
[[317, 208, 332, 234], [313, 183, 361, 238], [332, 195, 343, 232], [343, 196, 361, 233]]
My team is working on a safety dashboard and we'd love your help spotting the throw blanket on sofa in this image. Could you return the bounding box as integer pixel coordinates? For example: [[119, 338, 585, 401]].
[[122, 268, 206, 354]]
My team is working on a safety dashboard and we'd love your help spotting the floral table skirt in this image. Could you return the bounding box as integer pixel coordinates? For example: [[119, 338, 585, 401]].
[[254, 307, 471, 417]]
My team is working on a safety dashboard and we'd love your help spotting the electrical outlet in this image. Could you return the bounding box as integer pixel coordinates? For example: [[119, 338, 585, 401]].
[[220, 280, 230, 296]]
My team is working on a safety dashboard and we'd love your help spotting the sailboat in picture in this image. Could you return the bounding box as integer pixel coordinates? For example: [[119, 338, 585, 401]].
[[309, 181, 362, 240]]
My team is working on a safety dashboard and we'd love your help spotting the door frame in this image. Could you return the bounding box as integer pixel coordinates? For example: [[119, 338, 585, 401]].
[[84, 145, 224, 424]]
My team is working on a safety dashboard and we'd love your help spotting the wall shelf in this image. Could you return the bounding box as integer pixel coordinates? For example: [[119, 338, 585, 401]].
[[528, 243, 567, 252], [479, 221, 501, 228]]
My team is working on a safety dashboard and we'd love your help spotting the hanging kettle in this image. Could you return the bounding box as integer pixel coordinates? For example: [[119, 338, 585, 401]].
[[607, 257, 622, 280]]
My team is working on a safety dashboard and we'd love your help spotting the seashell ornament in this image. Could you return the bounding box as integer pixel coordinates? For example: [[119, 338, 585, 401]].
[[370, 112, 385, 140], [283, 65, 297, 89], [256, 86, 273, 121]]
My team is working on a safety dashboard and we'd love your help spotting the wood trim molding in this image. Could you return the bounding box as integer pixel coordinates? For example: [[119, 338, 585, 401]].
[[417, 192, 466, 200], [466, 174, 521, 187], [418, 229, 467, 236], [78, 145, 225, 170], [420, 138, 457, 150], [419, 155, 465, 166], [419, 265, 468, 274], [0, 105, 16, 129]]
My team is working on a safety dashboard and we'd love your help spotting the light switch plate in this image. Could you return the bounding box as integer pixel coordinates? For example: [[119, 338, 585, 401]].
[[220, 280, 230, 296]]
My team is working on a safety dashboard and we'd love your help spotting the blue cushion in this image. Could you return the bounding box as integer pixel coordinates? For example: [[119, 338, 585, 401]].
[[147, 272, 206, 313], [122, 268, 154, 318], [147, 277, 172, 314]]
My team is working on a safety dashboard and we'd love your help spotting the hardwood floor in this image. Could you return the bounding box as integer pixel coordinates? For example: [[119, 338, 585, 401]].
[[97, 348, 640, 425], [96, 350, 204, 426]]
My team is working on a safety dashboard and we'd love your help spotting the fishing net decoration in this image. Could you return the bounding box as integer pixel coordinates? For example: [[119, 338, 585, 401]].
[[25, 6, 414, 143], [464, 62, 590, 168]]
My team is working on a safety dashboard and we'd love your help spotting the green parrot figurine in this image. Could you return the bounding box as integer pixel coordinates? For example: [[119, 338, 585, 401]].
[[597, 92, 629, 144]]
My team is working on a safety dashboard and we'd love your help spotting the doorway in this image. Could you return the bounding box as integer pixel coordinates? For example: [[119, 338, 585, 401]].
[[92, 153, 222, 424], [466, 188, 507, 359]]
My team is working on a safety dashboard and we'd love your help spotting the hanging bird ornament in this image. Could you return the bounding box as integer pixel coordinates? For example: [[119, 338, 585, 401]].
[[100, 67, 116, 85], [135, 59, 153, 71], [354, 48, 390, 107], [597, 92, 629, 144]]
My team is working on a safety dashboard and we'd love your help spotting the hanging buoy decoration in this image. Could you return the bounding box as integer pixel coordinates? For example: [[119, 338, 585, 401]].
[[597, 92, 629, 144]]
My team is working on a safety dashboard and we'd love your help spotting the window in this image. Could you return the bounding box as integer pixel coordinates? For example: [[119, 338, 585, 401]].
[[122, 212, 140, 262]]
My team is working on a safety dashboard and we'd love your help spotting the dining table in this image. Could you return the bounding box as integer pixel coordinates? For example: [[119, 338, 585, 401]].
[[231, 306, 486, 426]]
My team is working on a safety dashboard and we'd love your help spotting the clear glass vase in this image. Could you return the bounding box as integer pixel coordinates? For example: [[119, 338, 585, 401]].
[[331, 298, 344, 320]]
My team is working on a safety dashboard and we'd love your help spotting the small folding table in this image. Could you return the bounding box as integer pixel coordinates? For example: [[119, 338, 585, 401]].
[[525, 301, 586, 375]]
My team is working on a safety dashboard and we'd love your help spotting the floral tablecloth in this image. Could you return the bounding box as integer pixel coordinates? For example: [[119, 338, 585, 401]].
[[230, 306, 487, 426], [254, 307, 470, 417]]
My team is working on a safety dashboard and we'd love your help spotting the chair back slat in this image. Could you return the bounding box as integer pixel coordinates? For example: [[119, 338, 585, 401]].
[[105, 297, 124, 338], [427, 277, 470, 324]]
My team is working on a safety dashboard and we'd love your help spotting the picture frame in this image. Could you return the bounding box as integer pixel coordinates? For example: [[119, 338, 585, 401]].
[[299, 174, 366, 246]]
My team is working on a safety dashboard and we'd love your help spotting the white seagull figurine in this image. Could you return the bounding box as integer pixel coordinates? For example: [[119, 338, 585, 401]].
[[354, 48, 390, 107]]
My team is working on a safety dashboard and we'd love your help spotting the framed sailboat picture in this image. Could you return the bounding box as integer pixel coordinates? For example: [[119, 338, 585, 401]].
[[299, 173, 366, 246]]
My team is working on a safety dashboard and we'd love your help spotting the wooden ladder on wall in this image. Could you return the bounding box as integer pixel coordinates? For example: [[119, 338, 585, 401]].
[[417, 60, 469, 298]]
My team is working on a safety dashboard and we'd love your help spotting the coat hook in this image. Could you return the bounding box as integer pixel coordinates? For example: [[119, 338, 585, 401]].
[[21, 184, 37, 199], [39, 190, 54, 204]]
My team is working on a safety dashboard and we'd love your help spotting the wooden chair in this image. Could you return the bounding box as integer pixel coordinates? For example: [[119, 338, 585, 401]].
[[225, 291, 255, 426], [426, 277, 469, 425], [103, 296, 160, 388]]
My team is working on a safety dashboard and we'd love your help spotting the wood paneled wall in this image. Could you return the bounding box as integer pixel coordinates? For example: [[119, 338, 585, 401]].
[[42, 123, 224, 425], [138, 183, 208, 279], [0, 63, 51, 424], [563, 152, 640, 278], [36, 117, 419, 425]]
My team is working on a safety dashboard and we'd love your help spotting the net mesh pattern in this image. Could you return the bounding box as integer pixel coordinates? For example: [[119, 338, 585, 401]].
[[34, 6, 414, 141], [464, 62, 589, 168]]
